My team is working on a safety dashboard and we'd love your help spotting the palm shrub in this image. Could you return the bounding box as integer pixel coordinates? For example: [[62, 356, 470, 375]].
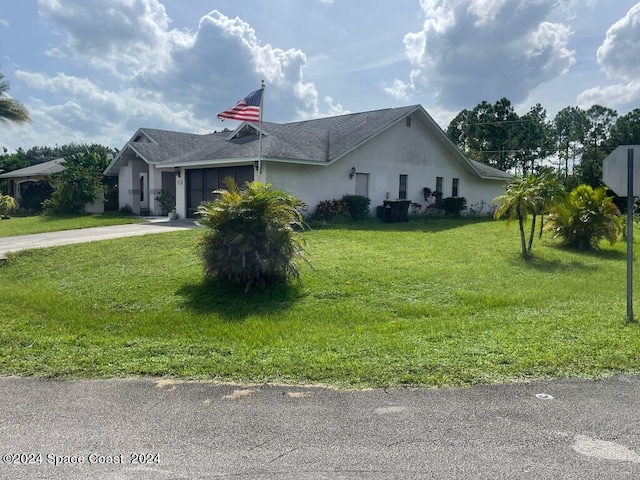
[[544, 184, 622, 250], [196, 178, 309, 291]]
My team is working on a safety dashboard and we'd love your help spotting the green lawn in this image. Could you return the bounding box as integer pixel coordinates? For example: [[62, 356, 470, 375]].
[[1, 218, 639, 388], [0, 213, 144, 238]]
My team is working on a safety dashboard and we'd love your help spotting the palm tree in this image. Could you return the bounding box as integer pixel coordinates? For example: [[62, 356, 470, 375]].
[[493, 175, 543, 258], [196, 177, 309, 290], [544, 184, 622, 250], [0, 72, 31, 127]]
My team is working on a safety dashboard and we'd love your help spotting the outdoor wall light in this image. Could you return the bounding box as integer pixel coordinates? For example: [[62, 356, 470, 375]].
[[255, 161, 259, 171], [174, 167, 181, 178], [349, 166, 356, 179]]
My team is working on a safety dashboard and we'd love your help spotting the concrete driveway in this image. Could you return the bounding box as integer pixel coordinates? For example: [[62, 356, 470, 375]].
[[0, 218, 200, 260], [1, 375, 639, 479]]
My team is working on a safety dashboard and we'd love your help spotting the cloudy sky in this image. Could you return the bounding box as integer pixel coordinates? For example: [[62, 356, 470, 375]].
[[1, 0, 639, 153]]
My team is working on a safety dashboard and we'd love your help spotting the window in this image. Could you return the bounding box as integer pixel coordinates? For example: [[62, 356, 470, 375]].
[[399, 174, 408, 199], [140, 175, 145, 202], [406, 116, 412, 127], [435, 176, 443, 206], [452, 178, 459, 197]]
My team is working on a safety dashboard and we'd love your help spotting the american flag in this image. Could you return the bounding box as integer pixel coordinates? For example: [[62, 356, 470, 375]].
[[217, 88, 263, 122]]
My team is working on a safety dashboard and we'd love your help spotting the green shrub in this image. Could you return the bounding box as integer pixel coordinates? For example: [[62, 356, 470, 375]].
[[196, 178, 309, 291], [44, 152, 108, 214], [341, 195, 371, 220], [544, 184, 622, 250], [442, 197, 467, 217], [0, 194, 17, 218], [155, 190, 175, 214], [119, 205, 133, 215], [313, 198, 350, 220]]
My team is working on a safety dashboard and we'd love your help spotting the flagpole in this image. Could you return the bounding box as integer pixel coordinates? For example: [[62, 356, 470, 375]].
[[258, 80, 265, 180]]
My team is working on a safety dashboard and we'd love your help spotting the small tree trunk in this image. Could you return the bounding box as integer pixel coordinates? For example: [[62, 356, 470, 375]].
[[528, 214, 537, 255], [519, 217, 528, 258], [539, 213, 544, 239]]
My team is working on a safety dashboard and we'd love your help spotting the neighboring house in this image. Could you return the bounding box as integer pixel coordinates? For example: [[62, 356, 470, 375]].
[[104, 105, 511, 218], [0, 158, 104, 213]]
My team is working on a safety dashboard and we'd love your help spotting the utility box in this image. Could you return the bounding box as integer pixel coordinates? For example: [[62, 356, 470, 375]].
[[383, 200, 410, 222]]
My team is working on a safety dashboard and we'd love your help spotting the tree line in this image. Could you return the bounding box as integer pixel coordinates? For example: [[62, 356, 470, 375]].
[[446, 98, 640, 189]]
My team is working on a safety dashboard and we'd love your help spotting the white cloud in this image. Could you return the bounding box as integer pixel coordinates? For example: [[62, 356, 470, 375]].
[[37, 0, 190, 77], [156, 10, 322, 120], [21, 1, 327, 152], [577, 81, 640, 109], [466, 0, 509, 25], [597, 3, 640, 81], [323, 96, 349, 117], [576, 3, 640, 111], [14, 70, 209, 147], [401, 0, 575, 109], [383, 79, 411, 102]]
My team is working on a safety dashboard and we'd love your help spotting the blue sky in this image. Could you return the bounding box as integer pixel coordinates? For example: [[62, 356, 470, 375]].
[[1, 0, 639, 153]]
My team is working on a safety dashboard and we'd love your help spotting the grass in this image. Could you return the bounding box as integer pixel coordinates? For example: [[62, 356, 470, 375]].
[[0, 217, 639, 388], [0, 212, 144, 238]]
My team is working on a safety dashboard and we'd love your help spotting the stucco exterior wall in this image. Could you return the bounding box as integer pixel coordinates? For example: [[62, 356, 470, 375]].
[[118, 162, 133, 212], [266, 116, 506, 215], [84, 192, 104, 214], [148, 165, 164, 215]]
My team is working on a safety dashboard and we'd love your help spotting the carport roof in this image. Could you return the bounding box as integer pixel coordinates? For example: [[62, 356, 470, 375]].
[[0, 158, 65, 179]]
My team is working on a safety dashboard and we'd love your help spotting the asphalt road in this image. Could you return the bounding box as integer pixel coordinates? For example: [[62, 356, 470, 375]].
[[1, 375, 639, 479]]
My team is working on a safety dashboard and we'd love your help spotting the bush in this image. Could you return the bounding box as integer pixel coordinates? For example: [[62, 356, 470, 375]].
[[0, 194, 17, 218], [119, 205, 133, 215], [313, 198, 350, 220], [44, 152, 108, 214], [341, 195, 371, 220], [196, 178, 309, 291], [155, 189, 175, 214], [544, 184, 622, 250], [441, 197, 467, 217]]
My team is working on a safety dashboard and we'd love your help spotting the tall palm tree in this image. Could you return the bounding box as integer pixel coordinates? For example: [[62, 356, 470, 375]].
[[0, 72, 31, 127]]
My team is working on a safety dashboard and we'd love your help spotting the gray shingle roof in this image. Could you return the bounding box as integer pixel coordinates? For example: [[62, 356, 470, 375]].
[[468, 159, 513, 180], [0, 158, 65, 178], [105, 105, 511, 181]]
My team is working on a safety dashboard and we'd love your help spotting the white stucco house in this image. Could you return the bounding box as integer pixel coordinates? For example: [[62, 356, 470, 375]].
[[104, 105, 511, 218]]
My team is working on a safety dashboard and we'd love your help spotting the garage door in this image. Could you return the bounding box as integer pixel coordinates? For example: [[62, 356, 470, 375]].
[[186, 166, 254, 217]]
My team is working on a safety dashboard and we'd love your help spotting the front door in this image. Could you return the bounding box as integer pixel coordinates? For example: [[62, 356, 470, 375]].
[[355, 173, 369, 197]]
